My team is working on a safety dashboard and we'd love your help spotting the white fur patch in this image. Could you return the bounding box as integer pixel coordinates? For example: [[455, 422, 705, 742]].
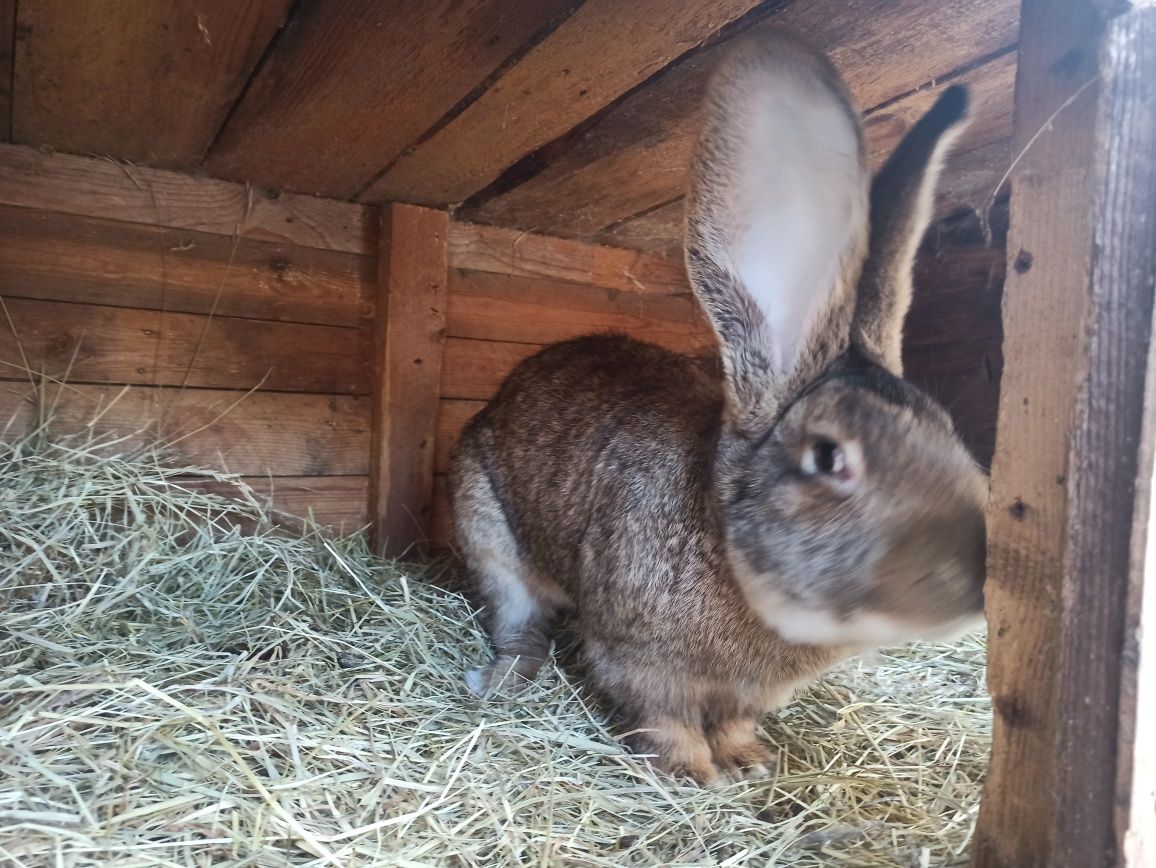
[[744, 586, 983, 648]]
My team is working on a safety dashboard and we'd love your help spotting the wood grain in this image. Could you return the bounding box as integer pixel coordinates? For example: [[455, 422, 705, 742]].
[[0, 205, 371, 327], [0, 382, 370, 476], [972, 0, 1106, 864], [368, 204, 449, 557], [434, 398, 486, 474], [204, 0, 577, 198], [12, 0, 291, 168], [0, 0, 14, 142], [430, 474, 453, 549], [182, 475, 368, 534], [1051, 9, 1156, 866], [0, 297, 369, 394], [0, 144, 375, 255], [447, 269, 711, 351], [465, 0, 1018, 239], [440, 337, 543, 401], [361, 0, 765, 205], [448, 221, 687, 293], [597, 200, 684, 254]]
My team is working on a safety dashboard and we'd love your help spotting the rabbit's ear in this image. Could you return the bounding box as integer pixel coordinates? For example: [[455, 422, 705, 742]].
[[685, 32, 869, 434], [852, 86, 970, 374]]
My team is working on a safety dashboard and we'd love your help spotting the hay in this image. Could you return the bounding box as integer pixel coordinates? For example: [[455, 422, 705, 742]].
[[0, 425, 990, 867]]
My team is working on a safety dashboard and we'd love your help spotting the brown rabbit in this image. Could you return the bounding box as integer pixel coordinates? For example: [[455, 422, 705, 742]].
[[449, 30, 986, 785]]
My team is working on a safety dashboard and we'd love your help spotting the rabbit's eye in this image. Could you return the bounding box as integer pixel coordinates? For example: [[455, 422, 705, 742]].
[[802, 438, 846, 477]]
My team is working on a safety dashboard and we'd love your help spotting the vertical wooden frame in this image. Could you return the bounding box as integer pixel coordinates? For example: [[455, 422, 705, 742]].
[[368, 203, 449, 557], [975, 3, 1156, 866]]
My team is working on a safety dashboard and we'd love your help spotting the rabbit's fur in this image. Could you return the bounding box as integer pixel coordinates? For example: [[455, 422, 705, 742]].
[[449, 30, 986, 785]]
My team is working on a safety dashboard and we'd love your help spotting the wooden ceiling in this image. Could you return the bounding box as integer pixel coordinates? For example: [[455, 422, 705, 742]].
[[1, 0, 1018, 254]]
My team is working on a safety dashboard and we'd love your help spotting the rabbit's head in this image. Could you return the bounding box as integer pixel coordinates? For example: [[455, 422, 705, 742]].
[[686, 32, 986, 647]]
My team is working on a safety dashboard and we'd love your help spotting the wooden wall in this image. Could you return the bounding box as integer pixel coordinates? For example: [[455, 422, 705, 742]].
[[0, 144, 377, 531]]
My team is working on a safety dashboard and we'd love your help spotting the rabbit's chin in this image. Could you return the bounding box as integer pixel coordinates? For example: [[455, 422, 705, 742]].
[[744, 588, 986, 649]]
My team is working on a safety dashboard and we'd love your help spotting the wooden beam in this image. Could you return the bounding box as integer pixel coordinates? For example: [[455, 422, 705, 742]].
[[974, 2, 1156, 866], [462, 0, 1018, 239], [368, 204, 449, 557], [12, 1, 291, 168], [204, 0, 578, 198], [0, 144, 375, 255], [360, 0, 767, 206]]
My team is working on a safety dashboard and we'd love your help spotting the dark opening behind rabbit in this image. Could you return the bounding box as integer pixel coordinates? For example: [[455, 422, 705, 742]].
[[449, 30, 987, 785]]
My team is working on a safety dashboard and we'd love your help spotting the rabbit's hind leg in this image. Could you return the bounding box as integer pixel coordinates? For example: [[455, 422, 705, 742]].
[[454, 457, 568, 695]]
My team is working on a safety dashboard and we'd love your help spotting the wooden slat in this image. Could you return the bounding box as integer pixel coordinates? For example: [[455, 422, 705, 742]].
[[440, 337, 542, 401], [448, 221, 687, 293], [0, 383, 370, 476], [0, 145, 375, 255], [203, 0, 577, 198], [597, 201, 684, 254], [368, 204, 449, 557], [430, 474, 453, 549], [361, 0, 766, 205], [1051, 9, 1156, 865], [971, 0, 1105, 863], [0, 205, 371, 327], [434, 398, 486, 474], [0, 298, 368, 394], [465, 0, 1018, 239], [447, 269, 711, 351], [183, 475, 368, 535], [12, 1, 291, 168], [0, 1, 14, 142]]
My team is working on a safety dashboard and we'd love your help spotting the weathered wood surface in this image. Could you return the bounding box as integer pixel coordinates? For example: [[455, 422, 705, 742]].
[[440, 338, 544, 402], [205, 0, 578, 198], [972, 0, 1120, 864], [182, 475, 369, 534], [0, 1, 14, 142], [0, 383, 370, 476], [448, 220, 688, 293], [0, 298, 369, 395], [447, 269, 711, 351], [0, 145, 375, 255], [12, 1, 291, 168], [465, 0, 1018, 239], [0, 205, 371, 327], [1050, 9, 1156, 867], [368, 204, 449, 557], [433, 399, 486, 474], [361, 0, 767, 205]]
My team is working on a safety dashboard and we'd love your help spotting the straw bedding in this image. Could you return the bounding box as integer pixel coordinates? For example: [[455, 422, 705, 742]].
[[0, 425, 990, 867]]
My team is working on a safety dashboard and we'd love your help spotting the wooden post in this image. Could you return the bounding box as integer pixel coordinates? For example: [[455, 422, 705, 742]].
[[974, 3, 1156, 866], [368, 203, 449, 557]]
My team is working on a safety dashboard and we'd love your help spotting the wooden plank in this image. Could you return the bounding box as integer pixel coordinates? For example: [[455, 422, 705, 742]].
[[447, 269, 712, 351], [203, 0, 577, 198], [448, 221, 688, 293], [434, 398, 486, 474], [0, 144, 375, 255], [0, 383, 370, 476], [0, 297, 368, 394], [440, 337, 543, 402], [361, 0, 766, 205], [0, 1, 14, 142], [12, 1, 291, 168], [1050, 9, 1156, 865], [597, 201, 684, 254], [368, 204, 449, 557], [464, 0, 1018, 238], [183, 475, 368, 535], [971, 0, 1112, 864], [0, 205, 371, 327]]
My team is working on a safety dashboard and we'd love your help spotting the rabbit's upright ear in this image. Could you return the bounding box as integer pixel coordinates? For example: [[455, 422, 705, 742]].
[[686, 32, 868, 435], [852, 86, 970, 374]]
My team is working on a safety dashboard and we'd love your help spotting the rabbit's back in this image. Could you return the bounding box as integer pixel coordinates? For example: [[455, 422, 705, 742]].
[[452, 333, 723, 596]]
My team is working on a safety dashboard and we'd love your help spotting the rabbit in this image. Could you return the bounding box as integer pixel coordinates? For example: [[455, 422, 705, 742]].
[[448, 29, 986, 785]]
